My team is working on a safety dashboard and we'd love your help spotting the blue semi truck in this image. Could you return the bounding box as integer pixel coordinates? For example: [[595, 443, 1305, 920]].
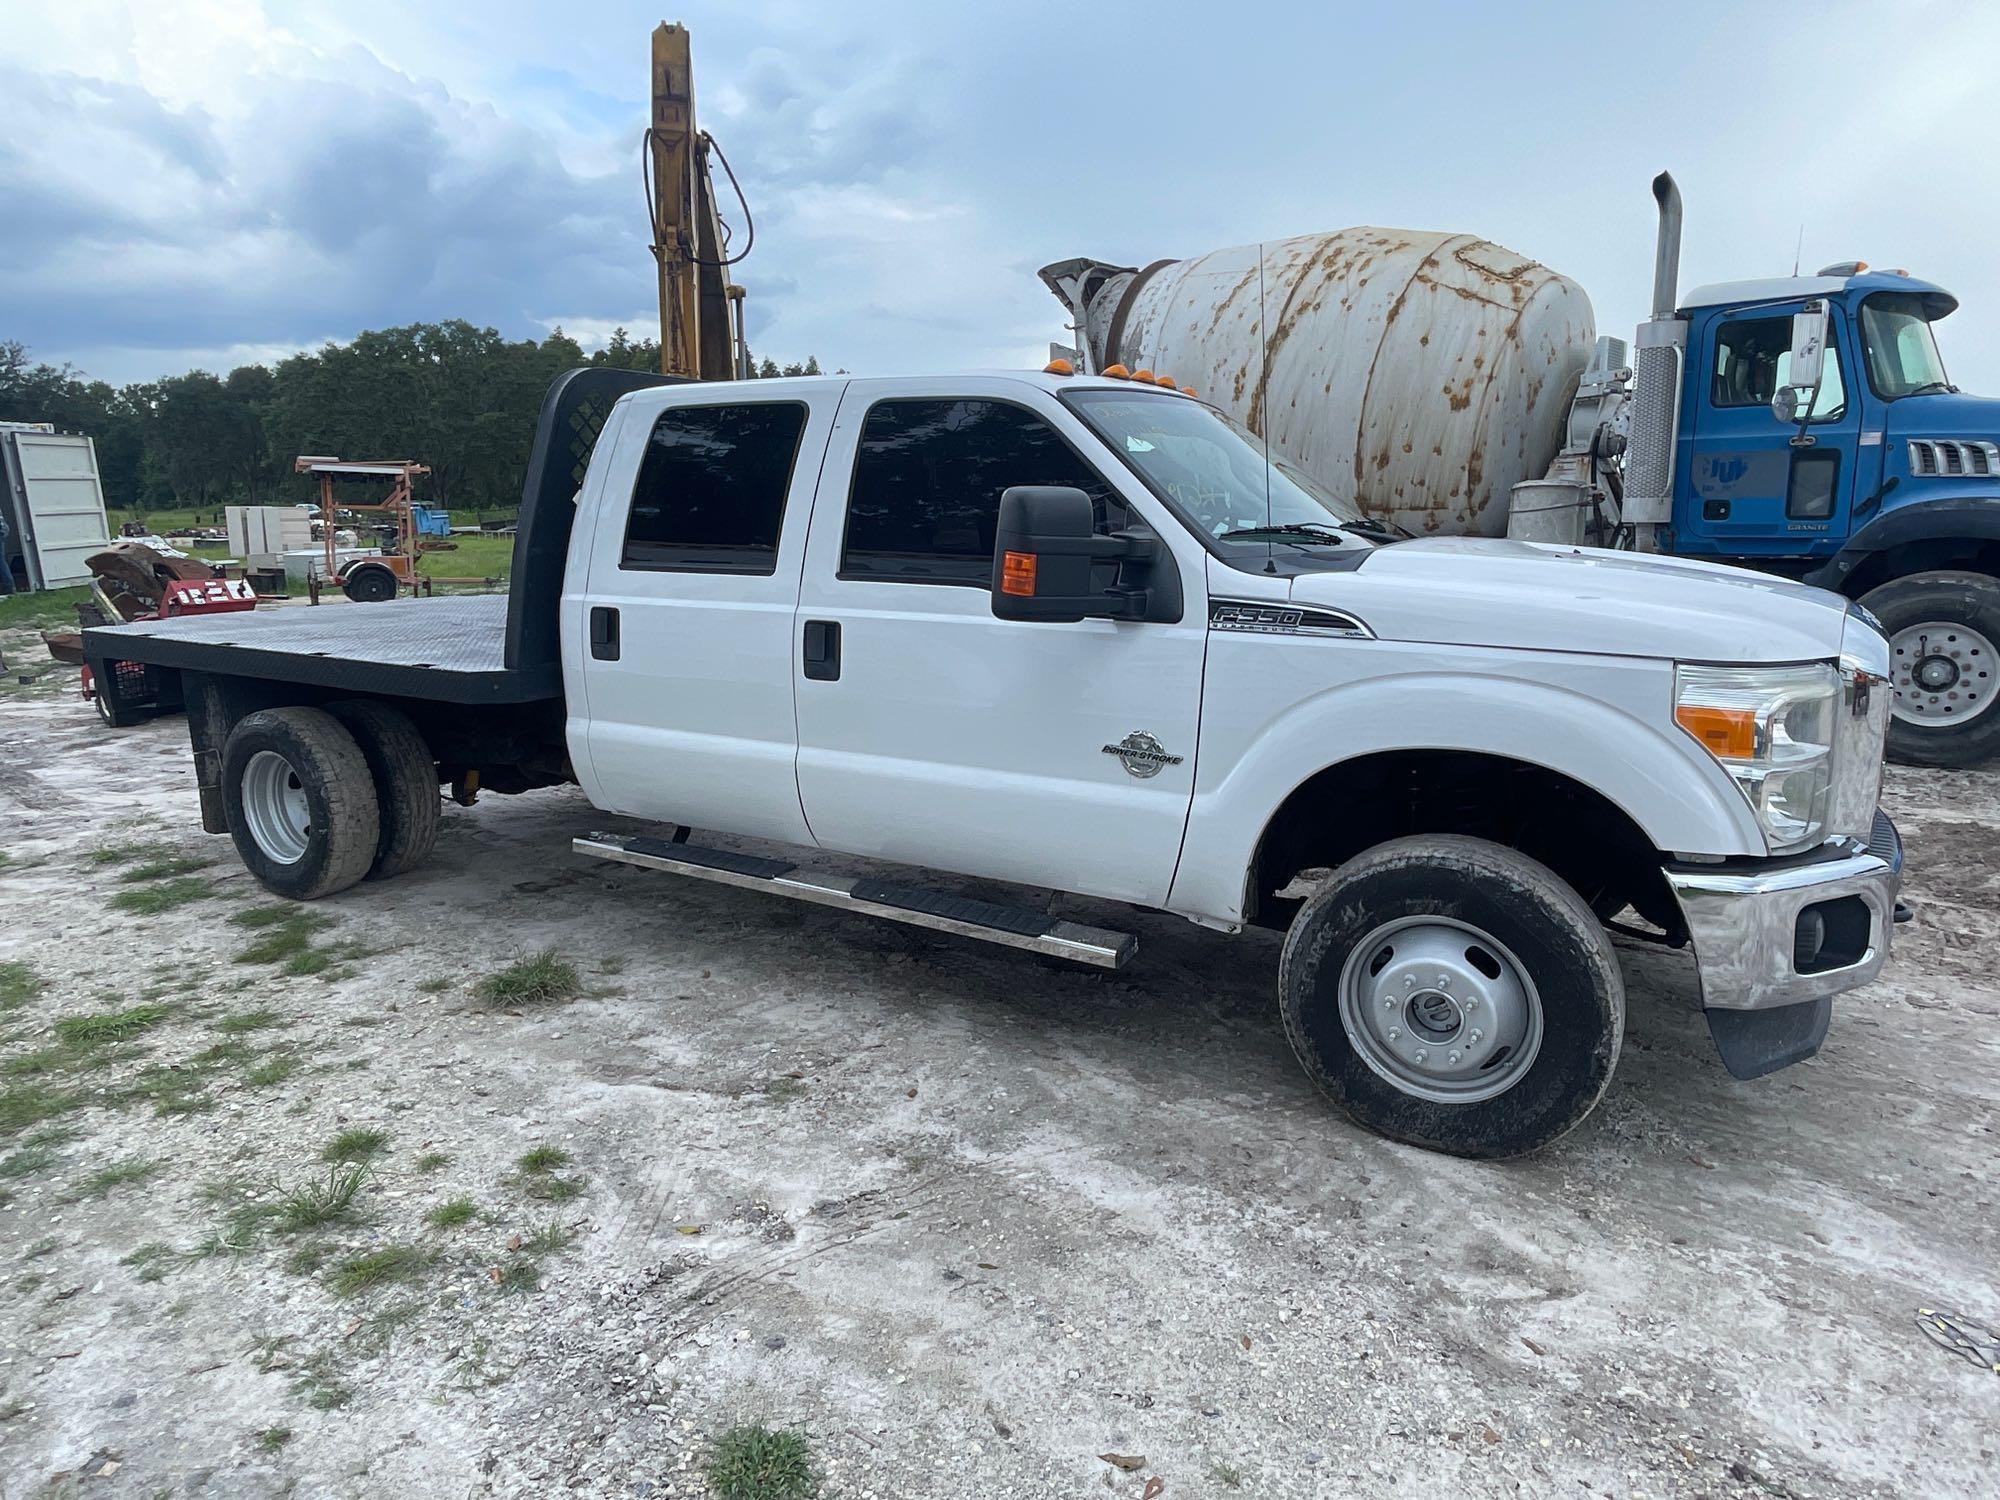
[[1043, 172, 2000, 766]]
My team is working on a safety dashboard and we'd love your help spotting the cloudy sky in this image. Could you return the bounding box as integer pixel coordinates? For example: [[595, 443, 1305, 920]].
[[3, 0, 1997, 391]]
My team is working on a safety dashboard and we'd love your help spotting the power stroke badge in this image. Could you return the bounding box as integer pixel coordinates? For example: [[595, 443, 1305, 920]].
[[1102, 730, 1184, 779]]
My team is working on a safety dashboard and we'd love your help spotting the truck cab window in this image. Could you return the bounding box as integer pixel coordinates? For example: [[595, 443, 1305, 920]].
[[1712, 315, 1845, 421], [1859, 292, 1951, 399], [842, 398, 1126, 585], [620, 402, 808, 573]]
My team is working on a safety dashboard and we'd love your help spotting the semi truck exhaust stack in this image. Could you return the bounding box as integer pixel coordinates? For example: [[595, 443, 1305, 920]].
[[1623, 171, 1690, 551], [1650, 172, 1683, 321]]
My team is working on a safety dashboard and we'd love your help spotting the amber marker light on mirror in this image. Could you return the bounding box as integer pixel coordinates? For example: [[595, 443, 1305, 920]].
[[1001, 551, 1037, 596]]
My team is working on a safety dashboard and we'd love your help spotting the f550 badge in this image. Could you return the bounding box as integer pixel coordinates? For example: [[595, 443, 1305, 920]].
[[1103, 730, 1184, 779]]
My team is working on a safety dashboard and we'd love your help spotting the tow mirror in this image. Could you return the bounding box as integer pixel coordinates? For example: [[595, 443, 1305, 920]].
[[990, 485, 1176, 623]]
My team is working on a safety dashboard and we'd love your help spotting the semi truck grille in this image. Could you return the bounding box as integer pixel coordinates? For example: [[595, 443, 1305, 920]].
[[1907, 439, 2000, 477]]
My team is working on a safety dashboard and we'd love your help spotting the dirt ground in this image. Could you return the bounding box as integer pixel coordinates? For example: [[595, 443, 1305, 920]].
[[0, 645, 1995, 1499]]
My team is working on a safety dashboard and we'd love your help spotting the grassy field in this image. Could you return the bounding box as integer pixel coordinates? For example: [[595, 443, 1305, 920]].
[[0, 586, 91, 633], [89, 507, 517, 585]]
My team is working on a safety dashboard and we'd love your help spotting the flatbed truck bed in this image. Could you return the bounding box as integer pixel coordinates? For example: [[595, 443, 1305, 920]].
[[81, 594, 555, 705]]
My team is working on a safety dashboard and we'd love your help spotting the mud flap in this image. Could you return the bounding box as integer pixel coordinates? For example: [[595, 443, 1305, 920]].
[[1705, 998, 1832, 1081]]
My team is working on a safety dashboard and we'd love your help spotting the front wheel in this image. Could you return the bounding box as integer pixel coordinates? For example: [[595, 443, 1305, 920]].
[[1279, 834, 1624, 1159], [1859, 570, 2000, 767]]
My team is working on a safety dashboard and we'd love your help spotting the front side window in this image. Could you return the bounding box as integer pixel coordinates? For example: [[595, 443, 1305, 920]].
[[1712, 315, 1846, 420], [842, 399, 1126, 585], [1859, 292, 1951, 399], [621, 402, 808, 573]]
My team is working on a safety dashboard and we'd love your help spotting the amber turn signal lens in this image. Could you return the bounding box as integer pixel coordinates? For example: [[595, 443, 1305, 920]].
[[1001, 550, 1037, 597], [1043, 358, 1073, 375], [1675, 704, 1757, 759], [1101, 363, 1130, 379]]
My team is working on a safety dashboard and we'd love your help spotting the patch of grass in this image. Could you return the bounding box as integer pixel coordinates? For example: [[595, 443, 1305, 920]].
[[215, 1008, 284, 1035], [289, 1349, 353, 1410], [596, 956, 626, 976], [284, 1243, 331, 1275], [517, 1172, 585, 1203], [706, 1424, 819, 1500], [321, 1127, 388, 1164], [759, 1076, 808, 1106], [494, 1260, 540, 1295], [329, 1243, 432, 1297], [1209, 1461, 1244, 1490], [285, 950, 332, 977], [276, 1165, 367, 1232], [110, 877, 214, 914], [233, 911, 331, 966], [23, 1235, 58, 1259], [256, 1426, 293, 1453], [415, 977, 452, 994], [349, 1298, 421, 1354], [195, 1039, 254, 1066], [0, 961, 40, 1012], [475, 949, 580, 1006], [118, 854, 215, 883], [243, 1055, 298, 1088], [516, 1144, 570, 1173], [52, 1002, 171, 1051], [340, 1015, 388, 1027], [121, 1241, 180, 1283], [230, 905, 301, 929], [156, 1091, 216, 1117], [414, 1151, 450, 1172], [521, 1217, 575, 1256], [0, 1081, 80, 1138], [0, 1142, 58, 1180], [425, 1194, 477, 1229], [78, 1156, 161, 1197]]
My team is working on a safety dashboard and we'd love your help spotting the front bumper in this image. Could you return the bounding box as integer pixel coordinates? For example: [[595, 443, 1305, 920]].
[[1665, 808, 1903, 1012]]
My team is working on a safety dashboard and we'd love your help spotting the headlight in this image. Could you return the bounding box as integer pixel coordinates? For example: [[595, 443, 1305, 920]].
[[1675, 662, 1838, 854]]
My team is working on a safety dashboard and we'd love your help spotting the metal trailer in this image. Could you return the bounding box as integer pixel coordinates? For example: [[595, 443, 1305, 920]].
[[1, 424, 113, 590]]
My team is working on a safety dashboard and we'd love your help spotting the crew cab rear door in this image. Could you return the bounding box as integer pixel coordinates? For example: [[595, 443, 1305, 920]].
[[572, 383, 840, 844], [791, 379, 1207, 907]]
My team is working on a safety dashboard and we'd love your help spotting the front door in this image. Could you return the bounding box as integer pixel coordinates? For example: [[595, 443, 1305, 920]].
[[1682, 303, 1861, 557], [577, 387, 838, 845], [792, 380, 1207, 907]]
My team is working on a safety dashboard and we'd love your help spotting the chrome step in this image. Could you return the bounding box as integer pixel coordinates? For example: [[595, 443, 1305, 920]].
[[573, 832, 1137, 970]]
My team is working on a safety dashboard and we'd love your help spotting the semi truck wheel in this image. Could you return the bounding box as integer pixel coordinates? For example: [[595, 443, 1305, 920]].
[[1278, 834, 1624, 1159], [1859, 570, 2000, 768], [342, 565, 398, 604], [220, 707, 382, 900], [326, 700, 441, 880]]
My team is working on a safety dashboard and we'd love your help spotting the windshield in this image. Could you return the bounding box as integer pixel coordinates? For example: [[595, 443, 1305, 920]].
[[1859, 293, 1951, 398], [1064, 389, 1390, 563]]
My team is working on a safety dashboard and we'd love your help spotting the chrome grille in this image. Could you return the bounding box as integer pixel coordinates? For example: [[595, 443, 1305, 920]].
[[1907, 438, 2000, 478]]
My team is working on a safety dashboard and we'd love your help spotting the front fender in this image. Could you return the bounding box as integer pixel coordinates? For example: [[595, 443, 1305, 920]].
[[1807, 495, 2000, 591], [1166, 665, 1765, 926]]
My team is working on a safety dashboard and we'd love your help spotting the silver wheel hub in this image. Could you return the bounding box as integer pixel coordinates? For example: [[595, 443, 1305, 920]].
[[1337, 916, 1543, 1104], [1890, 619, 1995, 726], [240, 750, 313, 865]]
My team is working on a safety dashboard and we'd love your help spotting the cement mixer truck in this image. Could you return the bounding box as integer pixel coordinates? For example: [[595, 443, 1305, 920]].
[[1042, 173, 2000, 767]]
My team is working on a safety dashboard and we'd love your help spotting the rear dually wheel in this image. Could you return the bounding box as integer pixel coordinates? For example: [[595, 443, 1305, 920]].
[[220, 707, 381, 900]]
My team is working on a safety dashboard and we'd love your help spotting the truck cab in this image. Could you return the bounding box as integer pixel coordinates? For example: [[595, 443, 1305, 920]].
[[1655, 262, 2000, 766]]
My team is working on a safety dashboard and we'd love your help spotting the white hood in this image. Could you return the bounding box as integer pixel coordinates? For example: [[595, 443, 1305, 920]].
[[1299, 537, 1851, 663]]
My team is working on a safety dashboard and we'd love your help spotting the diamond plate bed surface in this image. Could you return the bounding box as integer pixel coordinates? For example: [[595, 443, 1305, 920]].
[[82, 594, 558, 703]]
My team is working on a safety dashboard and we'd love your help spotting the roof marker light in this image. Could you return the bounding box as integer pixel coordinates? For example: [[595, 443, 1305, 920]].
[[1101, 363, 1130, 379], [1131, 368, 1158, 385], [1043, 358, 1074, 375]]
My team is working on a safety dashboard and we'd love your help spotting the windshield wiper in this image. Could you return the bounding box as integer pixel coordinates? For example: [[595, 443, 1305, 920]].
[[1217, 522, 1355, 545], [1903, 380, 1955, 396]]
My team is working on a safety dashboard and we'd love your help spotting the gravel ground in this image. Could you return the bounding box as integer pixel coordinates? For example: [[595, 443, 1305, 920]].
[[0, 652, 1995, 1499]]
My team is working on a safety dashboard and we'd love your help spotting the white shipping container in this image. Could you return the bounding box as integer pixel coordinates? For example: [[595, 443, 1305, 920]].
[[1, 426, 113, 588]]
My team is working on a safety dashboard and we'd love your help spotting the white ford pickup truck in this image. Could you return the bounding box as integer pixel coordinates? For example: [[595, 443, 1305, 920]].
[[85, 366, 1905, 1157]]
